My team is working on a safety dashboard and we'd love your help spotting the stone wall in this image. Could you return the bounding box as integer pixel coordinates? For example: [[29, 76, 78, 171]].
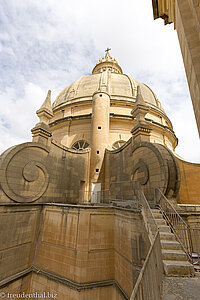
[[0, 204, 150, 299], [176, 0, 200, 137], [34, 205, 149, 298], [0, 273, 32, 299], [176, 158, 200, 204], [0, 272, 123, 300], [104, 140, 200, 205], [0, 205, 40, 283], [152, 0, 200, 136], [0, 140, 89, 204], [28, 272, 124, 300], [104, 140, 180, 201]]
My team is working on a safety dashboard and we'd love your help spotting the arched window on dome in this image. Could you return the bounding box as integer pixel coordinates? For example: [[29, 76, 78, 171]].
[[112, 140, 126, 150], [72, 140, 90, 151]]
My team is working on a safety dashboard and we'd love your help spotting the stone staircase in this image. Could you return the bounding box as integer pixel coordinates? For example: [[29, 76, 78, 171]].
[[151, 209, 195, 277]]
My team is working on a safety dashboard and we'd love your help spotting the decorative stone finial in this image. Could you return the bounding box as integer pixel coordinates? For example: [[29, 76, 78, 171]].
[[36, 90, 53, 124], [135, 86, 146, 105], [31, 90, 53, 145], [131, 86, 149, 122], [131, 86, 151, 143]]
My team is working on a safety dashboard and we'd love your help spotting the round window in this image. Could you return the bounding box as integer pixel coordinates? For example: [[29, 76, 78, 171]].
[[112, 140, 126, 150], [72, 140, 90, 151]]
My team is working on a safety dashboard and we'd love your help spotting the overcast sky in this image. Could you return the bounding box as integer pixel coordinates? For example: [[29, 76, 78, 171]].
[[0, 0, 199, 162]]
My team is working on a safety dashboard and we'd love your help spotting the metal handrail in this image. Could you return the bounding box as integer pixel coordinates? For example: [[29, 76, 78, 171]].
[[130, 184, 163, 300], [155, 188, 193, 261], [137, 183, 158, 243], [79, 181, 140, 208], [130, 232, 163, 300], [189, 228, 200, 267]]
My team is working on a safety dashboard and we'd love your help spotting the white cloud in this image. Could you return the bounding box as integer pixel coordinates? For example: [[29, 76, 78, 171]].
[[0, 83, 45, 151], [0, 0, 199, 162], [170, 98, 200, 162]]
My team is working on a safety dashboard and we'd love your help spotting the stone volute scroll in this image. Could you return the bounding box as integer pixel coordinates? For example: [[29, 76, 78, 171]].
[[131, 142, 180, 202], [132, 159, 149, 185], [0, 143, 50, 203]]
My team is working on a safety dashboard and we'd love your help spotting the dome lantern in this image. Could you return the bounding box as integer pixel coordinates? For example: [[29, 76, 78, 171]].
[[92, 48, 123, 74]]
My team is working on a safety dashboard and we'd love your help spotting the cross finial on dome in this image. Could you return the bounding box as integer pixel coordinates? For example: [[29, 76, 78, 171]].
[[105, 47, 111, 56]]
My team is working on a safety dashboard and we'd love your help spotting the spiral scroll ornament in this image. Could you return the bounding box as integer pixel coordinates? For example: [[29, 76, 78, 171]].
[[131, 142, 180, 201], [132, 159, 149, 185], [0, 143, 50, 203]]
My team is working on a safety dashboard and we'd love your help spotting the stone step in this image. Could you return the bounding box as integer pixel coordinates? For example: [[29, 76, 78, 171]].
[[151, 209, 160, 213], [153, 214, 163, 219], [156, 219, 167, 226], [161, 240, 182, 250], [151, 209, 162, 215], [163, 260, 194, 276], [150, 208, 195, 277], [158, 225, 171, 233], [162, 249, 188, 261], [151, 209, 162, 214], [160, 232, 175, 241]]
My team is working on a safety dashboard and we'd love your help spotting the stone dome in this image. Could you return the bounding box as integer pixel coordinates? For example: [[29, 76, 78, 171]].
[[52, 51, 165, 116], [50, 51, 177, 152], [53, 74, 164, 112]]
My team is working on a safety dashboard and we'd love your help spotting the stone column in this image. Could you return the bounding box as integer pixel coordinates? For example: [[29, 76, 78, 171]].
[[89, 91, 110, 184]]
